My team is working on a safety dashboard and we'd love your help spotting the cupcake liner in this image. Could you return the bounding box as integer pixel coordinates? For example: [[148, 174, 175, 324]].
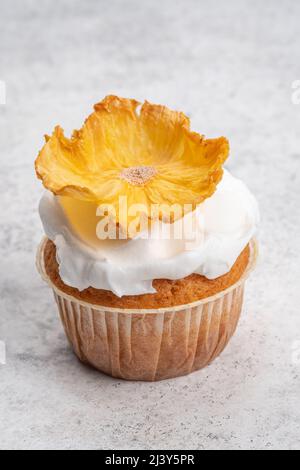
[[36, 238, 258, 381]]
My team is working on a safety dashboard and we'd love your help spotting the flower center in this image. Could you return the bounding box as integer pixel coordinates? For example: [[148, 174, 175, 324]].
[[120, 166, 157, 186]]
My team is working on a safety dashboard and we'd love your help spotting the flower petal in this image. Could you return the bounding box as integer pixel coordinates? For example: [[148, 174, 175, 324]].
[[139, 101, 190, 165]]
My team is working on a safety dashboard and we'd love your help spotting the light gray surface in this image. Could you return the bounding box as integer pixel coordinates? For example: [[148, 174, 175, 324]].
[[0, 0, 300, 451]]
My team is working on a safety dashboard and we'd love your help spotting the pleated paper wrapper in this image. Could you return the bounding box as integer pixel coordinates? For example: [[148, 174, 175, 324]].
[[36, 238, 258, 381]]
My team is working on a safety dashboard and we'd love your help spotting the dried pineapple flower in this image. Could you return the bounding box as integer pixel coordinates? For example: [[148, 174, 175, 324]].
[[35, 95, 229, 231]]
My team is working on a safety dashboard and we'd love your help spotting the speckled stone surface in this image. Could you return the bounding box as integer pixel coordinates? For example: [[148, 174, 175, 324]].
[[1, 0, 300, 451]]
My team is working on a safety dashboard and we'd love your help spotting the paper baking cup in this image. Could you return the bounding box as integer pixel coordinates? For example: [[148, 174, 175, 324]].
[[36, 238, 258, 381]]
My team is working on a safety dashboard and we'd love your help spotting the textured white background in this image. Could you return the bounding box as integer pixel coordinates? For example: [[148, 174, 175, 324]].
[[0, 0, 300, 450]]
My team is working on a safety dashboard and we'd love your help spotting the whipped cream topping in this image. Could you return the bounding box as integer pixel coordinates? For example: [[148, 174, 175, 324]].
[[39, 170, 259, 297]]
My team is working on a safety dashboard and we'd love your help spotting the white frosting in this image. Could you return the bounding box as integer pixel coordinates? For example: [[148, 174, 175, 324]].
[[39, 170, 259, 297]]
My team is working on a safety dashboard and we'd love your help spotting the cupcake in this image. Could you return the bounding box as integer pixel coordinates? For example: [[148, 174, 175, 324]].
[[35, 95, 259, 381]]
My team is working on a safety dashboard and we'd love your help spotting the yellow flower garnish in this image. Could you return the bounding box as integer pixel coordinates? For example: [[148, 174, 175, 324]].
[[35, 95, 229, 233]]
